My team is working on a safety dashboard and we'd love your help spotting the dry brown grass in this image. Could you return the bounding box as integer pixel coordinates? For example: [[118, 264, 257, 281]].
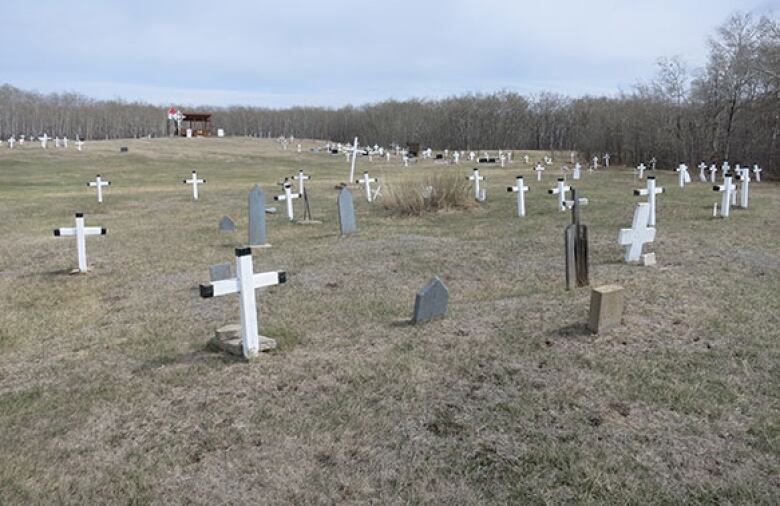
[[0, 139, 779, 504], [382, 169, 477, 216]]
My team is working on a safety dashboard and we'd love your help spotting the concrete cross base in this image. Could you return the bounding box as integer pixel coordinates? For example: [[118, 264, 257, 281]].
[[588, 285, 625, 334], [295, 219, 323, 225], [211, 324, 277, 357], [641, 252, 656, 266], [69, 267, 92, 275], [248, 243, 272, 249]]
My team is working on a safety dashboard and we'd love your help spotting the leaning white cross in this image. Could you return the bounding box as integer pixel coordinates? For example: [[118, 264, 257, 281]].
[[698, 162, 708, 182], [534, 163, 545, 181], [349, 136, 359, 183], [618, 203, 656, 263], [633, 176, 664, 226], [295, 169, 310, 195], [184, 171, 206, 200], [53, 212, 106, 273], [87, 174, 110, 203], [548, 178, 571, 211], [676, 164, 690, 188], [507, 175, 530, 217], [713, 176, 736, 218], [467, 168, 485, 201], [199, 247, 286, 358], [357, 171, 378, 202], [274, 179, 301, 220]]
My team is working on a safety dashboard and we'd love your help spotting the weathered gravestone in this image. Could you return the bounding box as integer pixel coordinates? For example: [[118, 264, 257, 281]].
[[564, 188, 589, 290], [209, 262, 232, 281], [248, 185, 268, 247], [219, 216, 236, 232], [337, 187, 357, 236], [412, 277, 449, 324], [588, 285, 625, 333]]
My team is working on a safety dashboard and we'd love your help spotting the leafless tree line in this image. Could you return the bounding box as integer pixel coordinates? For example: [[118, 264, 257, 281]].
[[1, 12, 777, 175]]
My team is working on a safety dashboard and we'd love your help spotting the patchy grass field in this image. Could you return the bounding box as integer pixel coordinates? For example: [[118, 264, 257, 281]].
[[0, 137, 778, 504]]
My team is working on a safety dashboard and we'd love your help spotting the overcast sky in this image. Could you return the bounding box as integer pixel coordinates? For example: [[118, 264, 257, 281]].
[[2, 0, 777, 108]]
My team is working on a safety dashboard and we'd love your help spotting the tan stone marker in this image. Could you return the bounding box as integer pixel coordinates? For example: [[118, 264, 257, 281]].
[[588, 285, 625, 333]]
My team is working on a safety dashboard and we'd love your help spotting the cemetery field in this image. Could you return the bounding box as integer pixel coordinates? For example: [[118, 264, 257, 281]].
[[1, 137, 780, 504]]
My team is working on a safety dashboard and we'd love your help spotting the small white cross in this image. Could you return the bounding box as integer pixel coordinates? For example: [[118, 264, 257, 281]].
[[184, 171, 205, 200], [713, 176, 736, 218], [676, 164, 690, 188], [698, 162, 708, 182], [467, 168, 485, 201], [636, 163, 646, 180], [53, 213, 107, 273], [618, 203, 656, 263], [75, 138, 85, 151], [357, 171, 378, 202], [273, 179, 301, 220], [633, 176, 664, 226], [506, 176, 529, 217], [295, 170, 310, 195], [592, 156, 599, 170], [547, 178, 571, 211], [349, 136, 359, 183], [752, 164, 762, 182], [534, 163, 545, 181], [709, 164, 717, 183], [8, 136, 15, 149], [199, 247, 286, 358], [604, 153, 610, 167], [87, 174, 111, 203], [572, 163, 581, 180]]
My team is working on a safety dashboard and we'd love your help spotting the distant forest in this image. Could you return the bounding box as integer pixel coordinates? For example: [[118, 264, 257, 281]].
[[0, 13, 777, 174]]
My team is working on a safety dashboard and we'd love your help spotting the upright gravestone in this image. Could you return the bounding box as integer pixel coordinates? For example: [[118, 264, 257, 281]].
[[411, 277, 449, 324], [219, 216, 236, 232], [337, 187, 357, 236], [248, 185, 268, 247], [564, 188, 589, 290]]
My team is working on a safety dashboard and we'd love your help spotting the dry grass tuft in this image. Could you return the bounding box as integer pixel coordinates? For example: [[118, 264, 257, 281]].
[[382, 170, 476, 215]]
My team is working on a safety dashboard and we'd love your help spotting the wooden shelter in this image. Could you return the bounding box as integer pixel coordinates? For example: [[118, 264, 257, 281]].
[[181, 113, 212, 136]]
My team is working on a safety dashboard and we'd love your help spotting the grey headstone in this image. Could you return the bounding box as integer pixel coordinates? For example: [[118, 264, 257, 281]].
[[412, 276, 448, 324], [337, 187, 357, 236], [209, 262, 232, 281], [219, 215, 236, 232], [248, 185, 267, 245]]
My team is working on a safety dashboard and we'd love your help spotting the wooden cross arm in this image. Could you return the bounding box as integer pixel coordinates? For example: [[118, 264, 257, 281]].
[[54, 227, 75, 237], [200, 271, 287, 298], [84, 227, 107, 236]]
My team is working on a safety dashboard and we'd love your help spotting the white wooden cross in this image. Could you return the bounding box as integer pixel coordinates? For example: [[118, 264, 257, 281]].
[[752, 164, 762, 182], [548, 178, 571, 211], [709, 164, 717, 183], [469, 151, 476, 162], [199, 247, 286, 358], [572, 162, 581, 180], [8, 136, 15, 149], [592, 156, 599, 170], [500, 154, 506, 167], [713, 176, 735, 218], [349, 136, 359, 183], [722, 161, 730, 176], [570, 152, 575, 163], [506, 176, 529, 217], [38, 133, 50, 149], [55, 136, 61, 148], [534, 163, 545, 181], [676, 164, 690, 188], [184, 171, 205, 200], [297, 143, 302, 153], [295, 169, 310, 195], [274, 179, 301, 220], [467, 168, 485, 201], [53, 212, 106, 273], [63, 136, 68, 149], [524, 154, 530, 164], [738, 171, 750, 209], [633, 176, 664, 226], [87, 174, 111, 203], [76, 138, 84, 151], [618, 203, 656, 262], [357, 171, 378, 202], [698, 162, 708, 182], [636, 163, 646, 180], [453, 151, 460, 164], [604, 153, 610, 167]]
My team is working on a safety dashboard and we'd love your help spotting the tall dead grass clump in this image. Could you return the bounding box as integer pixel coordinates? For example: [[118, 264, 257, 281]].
[[382, 171, 476, 216]]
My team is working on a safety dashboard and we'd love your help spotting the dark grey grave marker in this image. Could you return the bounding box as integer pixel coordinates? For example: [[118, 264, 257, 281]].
[[248, 185, 267, 246], [219, 216, 236, 232], [412, 277, 449, 323], [564, 188, 589, 290], [209, 262, 232, 281]]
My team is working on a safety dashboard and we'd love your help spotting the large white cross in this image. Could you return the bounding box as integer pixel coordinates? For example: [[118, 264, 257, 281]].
[[633, 176, 664, 226], [534, 163, 545, 181], [604, 153, 610, 167], [548, 178, 571, 211], [199, 247, 286, 358], [87, 174, 110, 203], [349, 136, 359, 183], [467, 168, 485, 201], [698, 162, 708, 182], [709, 164, 717, 183], [618, 203, 656, 262], [75, 138, 85, 151], [357, 171, 378, 202], [676, 164, 690, 188], [8, 136, 15, 149], [713, 176, 735, 218], [38, 133, 50, 149], [295, 169, 310, 195], [738, 171, 750, 209], [184, 171, 205, 200], [274, 179, 301, 220], [506, 176, 530, 217], [53, 213, 106, 273]]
